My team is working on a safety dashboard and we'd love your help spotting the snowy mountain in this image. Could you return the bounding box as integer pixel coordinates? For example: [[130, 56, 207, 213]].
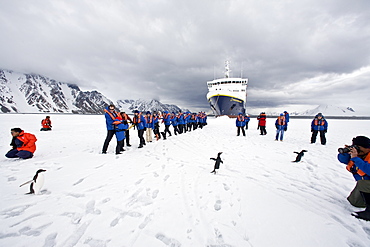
[[116, 99, 186, 114], [252, 104, 360, 117], [296, 104, 357, 116], [0, 69, 187, 114], [0, 69, 113, 114]]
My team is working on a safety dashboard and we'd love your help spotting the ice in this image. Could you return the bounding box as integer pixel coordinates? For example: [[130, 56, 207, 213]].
[[0, 114, 370, 246]]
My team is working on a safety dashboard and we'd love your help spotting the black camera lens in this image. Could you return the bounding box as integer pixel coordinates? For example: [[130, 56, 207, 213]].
[[338, 147, 350, 154]]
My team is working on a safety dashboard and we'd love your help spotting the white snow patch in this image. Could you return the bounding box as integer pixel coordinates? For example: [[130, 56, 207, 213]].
[[0, 114, 370, 246]]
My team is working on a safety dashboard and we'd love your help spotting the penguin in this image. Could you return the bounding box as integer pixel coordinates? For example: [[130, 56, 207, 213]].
[[292, 150, 308, 162], [210, 152, 223, 174], [20, 169, 46, 194]]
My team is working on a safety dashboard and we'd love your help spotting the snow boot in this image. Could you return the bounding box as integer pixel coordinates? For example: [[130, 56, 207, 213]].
[[352, 192, 370, 221]]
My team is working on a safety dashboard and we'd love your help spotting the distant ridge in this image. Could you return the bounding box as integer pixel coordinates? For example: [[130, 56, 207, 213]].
[[296, 104, 356, 116], [0, 69, 187, 114]]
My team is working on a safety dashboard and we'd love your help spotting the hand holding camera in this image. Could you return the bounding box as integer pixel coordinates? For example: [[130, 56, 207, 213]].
[[338, 145, 359, 154]]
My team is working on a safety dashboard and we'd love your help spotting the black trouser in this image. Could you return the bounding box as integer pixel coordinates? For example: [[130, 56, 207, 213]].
[[311, 130, 326, 145], [193, 122, 198, 130], [153, 126, 160, 138], [124, 130, 130, 146], [187, 123, 192, 131], [259, 126, 267, 135], [237, 126, 245, 136], [361, 192, 370, 211], [164, 125, 172, 136], [116, 140, 124, 154], [173, 126, 179, 135], [138, 129, 145, 146], [178, 124, 184, 134], [102, 130, 115, 153]]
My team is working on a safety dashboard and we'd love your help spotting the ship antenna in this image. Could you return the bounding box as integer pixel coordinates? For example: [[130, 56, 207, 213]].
[[241, 62, 243, 78], [225, 61, 230, 78]]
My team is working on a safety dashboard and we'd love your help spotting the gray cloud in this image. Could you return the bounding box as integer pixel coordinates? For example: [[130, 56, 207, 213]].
[[1, 0, 370, 113]]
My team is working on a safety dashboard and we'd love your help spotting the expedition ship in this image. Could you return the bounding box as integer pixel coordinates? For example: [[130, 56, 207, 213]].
[[206, 61, 248, 117]]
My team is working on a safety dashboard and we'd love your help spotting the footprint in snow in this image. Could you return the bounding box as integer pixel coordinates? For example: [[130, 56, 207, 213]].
[[135, 178, 144, 185], [139, 214, 152, 229], [73, 178, 84, 186], [163, 175, 170, 182], [86, 200, 101, 215], [152, 190, 159, 199], [43, 232, 57, 247], [214, 200, 222, 211], [155, 233, 182, 247]]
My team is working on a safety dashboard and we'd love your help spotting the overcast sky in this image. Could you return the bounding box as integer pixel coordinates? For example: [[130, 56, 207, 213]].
[[1, 0, 370, 113]]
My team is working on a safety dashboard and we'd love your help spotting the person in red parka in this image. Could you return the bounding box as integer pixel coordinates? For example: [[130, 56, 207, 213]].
[[40, 116, 52, 131], [257, 112, 267, 135], [5, 128, 37, 159]]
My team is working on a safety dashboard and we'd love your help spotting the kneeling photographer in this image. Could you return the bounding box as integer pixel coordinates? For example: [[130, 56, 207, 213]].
[[338, 136, 370, 221]]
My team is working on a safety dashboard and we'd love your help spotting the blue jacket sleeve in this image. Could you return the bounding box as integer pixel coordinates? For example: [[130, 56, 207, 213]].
[[351, 157, 370, 174], [105, 113, 115, 130], [338, 153, 351, 164]]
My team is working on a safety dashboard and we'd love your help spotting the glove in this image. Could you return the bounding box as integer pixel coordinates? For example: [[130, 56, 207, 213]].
[[311, 129, 314, 132], [284, 127, 287, 131], [350, 166, 357, 174], [324, 130, 327, 133]]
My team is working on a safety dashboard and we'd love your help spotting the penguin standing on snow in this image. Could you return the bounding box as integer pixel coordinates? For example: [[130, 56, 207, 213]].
[[20, 169, 46, 194], [292, 150, 307, 162], [210, 152, 223, 174]]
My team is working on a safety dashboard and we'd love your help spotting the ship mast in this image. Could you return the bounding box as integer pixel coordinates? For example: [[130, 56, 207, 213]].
[[225, 61, 230, 78]]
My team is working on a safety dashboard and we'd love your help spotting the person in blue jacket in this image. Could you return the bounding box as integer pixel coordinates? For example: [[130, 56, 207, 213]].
[[310, 113, 328, 145], [338, 136, 370, 221], [190, 113, 198, 131], [275, 113, 287, 141], [102, 104, 120, 154], [244, 114, 250, 130], [185, 112, 192, 132], [171, 113, 179, 135], [162, 111, 172, 137], [284, 111, 290, 130], [236, 113, 246, 136], [144, 111, 154, 143], [132, 110, 146, 148], [177, 112, 185, 134], [114, 113, 129, 154]]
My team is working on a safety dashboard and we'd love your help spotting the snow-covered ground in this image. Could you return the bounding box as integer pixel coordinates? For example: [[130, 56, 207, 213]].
[[1, 114, 370, 247]]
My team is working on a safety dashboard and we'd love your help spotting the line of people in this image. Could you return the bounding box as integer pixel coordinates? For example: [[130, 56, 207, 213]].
[[102, 104, 208, 154]]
